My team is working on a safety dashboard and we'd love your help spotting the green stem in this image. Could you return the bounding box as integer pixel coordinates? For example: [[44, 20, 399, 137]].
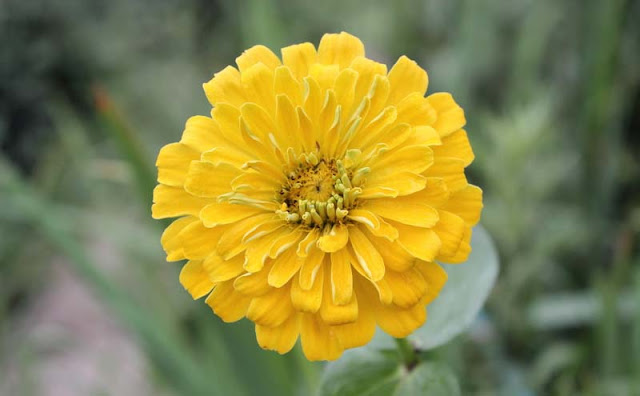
[[395, 337, 419, 369], [93, 86, 156, 207]]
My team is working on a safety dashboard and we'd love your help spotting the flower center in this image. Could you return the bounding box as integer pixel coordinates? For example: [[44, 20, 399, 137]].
[[277, 154, 362, 227]]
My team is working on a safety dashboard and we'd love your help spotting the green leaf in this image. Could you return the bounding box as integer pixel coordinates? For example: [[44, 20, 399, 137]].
[[318, 349, 402, 396], [367, 225, 499, 352], [395, 362, 461, 396], [319, 350, 460, 396], [410, 225, 499, 350]]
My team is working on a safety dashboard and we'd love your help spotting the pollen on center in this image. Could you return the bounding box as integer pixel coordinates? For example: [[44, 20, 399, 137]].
[[276, 154, 363, 227]]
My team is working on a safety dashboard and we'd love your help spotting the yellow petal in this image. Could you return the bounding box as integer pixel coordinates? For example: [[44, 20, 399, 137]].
[[375, 301, 426, 338], [201, 146, 251, 168], [156, 143, 200, 187], [180, 115, 229, 153], [274, 66, 303, 106], [184, 161, 238, 198], [256, 314, 300, 354], [368, 123, 413, 152], [415, 261, 447, 304], [291, 268, 324, 313], [205, 280, 251, 322], [424, 157, 468, 192], [237, 131, 280, 170], [302, 77, 323, 122], [244, 229, 285, 273], [231, 171, 281, 193], [217, 213, 276, 259], [437, 225, 472, 264], [432, 210, 466, 257], [233, 265, 272, 297], [241, 63, 276, 115], [316, 90, 338, 144], [385, 268, 428, 308], [371, 277, 393, 305], [364, 75, 391, 125], [387, 55, 428, 105], [367, 234, 416, 272], [442, 185, 483, 226], [180, 116, 246, 155], [269, 228, 304, 259], [203, 253, 245, 283], [332, 304, 376, 349], [179, 221, 226, 260], [281, 42, 317, 80], [333, 68, 358, 115], [395, 93, 437, 126], [300, 313, 343, 361], [349, 227, 385, 281], [330, 248, 353, 305], [242, 218, 284, 243], [161, 216, 198, 261], [308, 63, 339, 92], [433, 129, 474, 166], [297, 228, 320, 257], [369, 145, 434, 176], [391, 220, 442, 262], [199, 202, 264, 227], [241, 160, 285, 182], [349, 56, 388, 106], [179, 260, 215, 299], [203, 66, 246, 108], [426, 92, 466, 138], [358, 185, 400, 199], [317, 32, 365, 69], [151, 185, 212, 219], [317, 223, 349, 253], [236, 44, 281, 72], [347, 209, 379, 229], [363, 196, 439, 228], [240, 102, 277, 143], [362, 172, 427, 198], [299, 248, 326, 290], [320, 274, 358, 325], [275, 94, 301, 152], [357, 121, 410, 156], [411, 125, 442, 146], [297, 106, 316, 153], [415, 178, 451, 208], [353, 106, 396, 150], [268, 248, 303, 288], [210, 103, 246, 149], [247, 286, 294, 327]]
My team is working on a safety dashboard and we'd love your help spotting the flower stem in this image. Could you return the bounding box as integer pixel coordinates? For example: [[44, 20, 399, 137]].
[[395, 337, 419, 369]]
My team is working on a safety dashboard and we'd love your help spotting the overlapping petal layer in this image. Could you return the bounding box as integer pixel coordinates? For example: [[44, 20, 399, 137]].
[[153, 32, 482, 361]]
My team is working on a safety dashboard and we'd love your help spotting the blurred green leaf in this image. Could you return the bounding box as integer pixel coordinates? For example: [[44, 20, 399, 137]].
[[319, 349, 460, 396], [529, 342, 582, 389], [395, 362, 461, 396], [410, 225, 499, 350], [319, 349, 401, 396], [0, 159, 235, 395], [368, 225, 499, 352], [527, 289, 637, 330]]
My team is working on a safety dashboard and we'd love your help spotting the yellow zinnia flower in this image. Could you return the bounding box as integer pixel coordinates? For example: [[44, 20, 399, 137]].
[[152, 32, 482, 361]]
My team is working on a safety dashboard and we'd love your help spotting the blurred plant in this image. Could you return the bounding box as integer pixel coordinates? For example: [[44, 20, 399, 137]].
[[475, 96, 589, 332]]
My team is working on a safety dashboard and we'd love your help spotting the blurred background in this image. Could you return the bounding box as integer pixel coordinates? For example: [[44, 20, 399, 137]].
[[1, 0, 639, 394]]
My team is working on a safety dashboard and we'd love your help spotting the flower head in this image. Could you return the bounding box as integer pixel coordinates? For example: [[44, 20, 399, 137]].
[[152, 32, 482, 361]]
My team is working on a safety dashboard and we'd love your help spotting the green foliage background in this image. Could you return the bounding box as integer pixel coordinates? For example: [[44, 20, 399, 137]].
[[1, 0, 639, 394]]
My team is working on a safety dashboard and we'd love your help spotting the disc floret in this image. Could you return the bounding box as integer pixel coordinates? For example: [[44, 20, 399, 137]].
[[277, 154, 363, 227]]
